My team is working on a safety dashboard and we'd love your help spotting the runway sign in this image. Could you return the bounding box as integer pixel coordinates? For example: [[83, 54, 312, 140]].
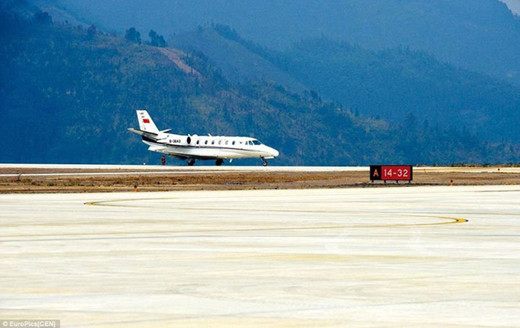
[[370, 165, 413, 182]]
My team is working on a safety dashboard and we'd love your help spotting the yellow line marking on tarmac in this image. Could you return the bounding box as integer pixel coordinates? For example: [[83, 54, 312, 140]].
[[2, 217, 467, 240], [80, 197, 468, 230], [1, 216, 468, 242]]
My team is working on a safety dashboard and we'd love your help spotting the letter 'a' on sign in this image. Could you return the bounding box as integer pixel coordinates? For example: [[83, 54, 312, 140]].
[[370, 165, 382, 180]]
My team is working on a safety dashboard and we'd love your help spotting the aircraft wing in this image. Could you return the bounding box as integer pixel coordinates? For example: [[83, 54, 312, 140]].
[[148, 145, 167, 152]]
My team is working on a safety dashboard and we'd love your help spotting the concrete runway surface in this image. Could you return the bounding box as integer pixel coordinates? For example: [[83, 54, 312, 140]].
[[1, 186, 519, 327]]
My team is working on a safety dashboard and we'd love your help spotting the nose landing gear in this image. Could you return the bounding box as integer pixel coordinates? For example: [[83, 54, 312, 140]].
[[261, 158, 268, 166]]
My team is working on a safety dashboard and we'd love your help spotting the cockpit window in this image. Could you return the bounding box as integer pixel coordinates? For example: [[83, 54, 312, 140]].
[[252, 140, 262, 145]]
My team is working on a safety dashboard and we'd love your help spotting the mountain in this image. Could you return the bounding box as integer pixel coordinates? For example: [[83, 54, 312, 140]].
[[501, 0, 520, 14], [2, 6, 517, 165], [39, 0, 520, 86], [170, 25, 305, 92], [281, 38, 520, 142], [169, 26, 520, 143]]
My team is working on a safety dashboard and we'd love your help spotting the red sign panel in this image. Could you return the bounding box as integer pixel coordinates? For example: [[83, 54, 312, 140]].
[[381, 165, 412, 180]]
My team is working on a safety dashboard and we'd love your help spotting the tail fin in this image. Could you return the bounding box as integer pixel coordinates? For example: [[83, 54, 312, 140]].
[[136, 110, 160, 133]]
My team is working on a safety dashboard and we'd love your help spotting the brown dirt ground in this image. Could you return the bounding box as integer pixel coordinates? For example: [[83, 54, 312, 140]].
[[1, 167, 519, 193]]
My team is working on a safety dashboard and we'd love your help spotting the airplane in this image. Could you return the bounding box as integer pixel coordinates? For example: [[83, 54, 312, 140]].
[[128, 110, 279, 166]]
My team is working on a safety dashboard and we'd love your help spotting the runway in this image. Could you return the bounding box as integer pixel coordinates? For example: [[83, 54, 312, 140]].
[[0, 164, 365, 178], [1, 186, 519, 327], [2, 163, 519, 178]]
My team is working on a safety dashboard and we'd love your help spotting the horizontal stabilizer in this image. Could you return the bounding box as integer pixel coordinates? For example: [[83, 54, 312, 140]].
[[128, 127, 158, 137]]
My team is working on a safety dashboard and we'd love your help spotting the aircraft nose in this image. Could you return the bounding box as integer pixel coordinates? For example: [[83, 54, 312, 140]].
[[270, 148, 279, 158]]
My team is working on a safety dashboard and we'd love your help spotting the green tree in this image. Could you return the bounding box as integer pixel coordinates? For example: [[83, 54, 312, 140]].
[[125, 27, 141, 44], [87, 24, 97, 40], [148, 29, 167, 47], [33, 11, 52, 25]]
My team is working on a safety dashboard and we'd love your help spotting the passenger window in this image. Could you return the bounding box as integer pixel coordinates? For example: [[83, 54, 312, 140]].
[[212, 140, 215, 145], [232, 141, 235, 145], [205, 140, 208, 145]]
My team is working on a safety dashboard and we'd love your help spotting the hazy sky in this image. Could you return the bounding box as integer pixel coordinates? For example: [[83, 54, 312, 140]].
[[501, 0, 520, 14]]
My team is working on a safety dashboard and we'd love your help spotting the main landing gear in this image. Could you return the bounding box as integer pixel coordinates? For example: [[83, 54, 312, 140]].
[[187, 158, 196, 166], [215, 159, 224, 166]]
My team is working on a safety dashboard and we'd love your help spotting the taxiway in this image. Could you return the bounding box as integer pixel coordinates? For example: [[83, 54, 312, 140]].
[[1, 186, 519, 327]]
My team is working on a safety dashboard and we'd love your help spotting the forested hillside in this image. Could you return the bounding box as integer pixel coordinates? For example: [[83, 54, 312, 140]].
[[171, 26, 520, 143], [170, 26, 305, 92], [282, 38, 520, 142], [1, 5, 519, 165], [44, 0, 520, 86]]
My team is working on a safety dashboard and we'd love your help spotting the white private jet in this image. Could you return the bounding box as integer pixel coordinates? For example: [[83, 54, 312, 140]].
[[128, 110, 279, 166]]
